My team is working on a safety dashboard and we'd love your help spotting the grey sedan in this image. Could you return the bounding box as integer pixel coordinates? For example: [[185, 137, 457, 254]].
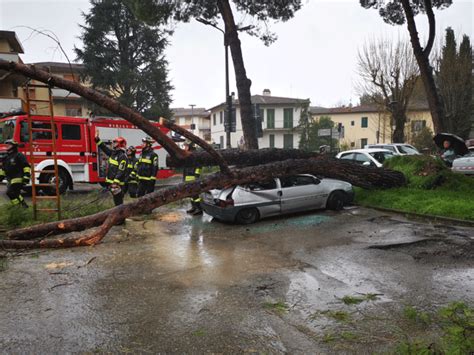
[[201, 174, 354, 224]]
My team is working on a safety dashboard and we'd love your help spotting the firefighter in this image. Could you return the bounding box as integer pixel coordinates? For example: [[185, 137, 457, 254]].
[[124, 146, 138, 198], [0, 140, 30, 208], [94, 131, 128, 206], [183, 142, 203, 215], [136, 137, 158, 197]]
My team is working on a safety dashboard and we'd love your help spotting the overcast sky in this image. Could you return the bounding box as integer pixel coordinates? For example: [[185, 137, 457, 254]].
[[1, 0, 472, 109]]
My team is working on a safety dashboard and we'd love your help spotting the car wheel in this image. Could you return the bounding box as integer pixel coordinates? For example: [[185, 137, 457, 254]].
[[235, 208, 259, 224], [326, 191, 345, 211]]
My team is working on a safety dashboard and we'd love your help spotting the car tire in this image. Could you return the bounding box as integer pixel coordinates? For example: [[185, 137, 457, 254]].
[[235, 208, 259, 224], [39, 168, 70, 195], [326, 191, 345, 211]]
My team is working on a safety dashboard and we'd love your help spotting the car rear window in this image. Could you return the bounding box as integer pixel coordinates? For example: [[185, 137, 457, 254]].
[[245, 180, 277, 191]]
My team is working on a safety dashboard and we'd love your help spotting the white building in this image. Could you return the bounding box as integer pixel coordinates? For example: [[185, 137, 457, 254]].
[[209, 90, 309, 149], [171, 107, 211, 142]]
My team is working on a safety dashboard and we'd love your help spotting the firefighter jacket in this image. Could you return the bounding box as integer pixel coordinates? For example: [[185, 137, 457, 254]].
[[126, 156, 138, 184], [136, 148, 158, 181], [97, 141, 128, 185], [0, 151, 31, 185], [183, 166, 202, 182]]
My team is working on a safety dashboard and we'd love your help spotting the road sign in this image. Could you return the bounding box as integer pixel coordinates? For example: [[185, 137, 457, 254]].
[[318, 128, 331, 137]]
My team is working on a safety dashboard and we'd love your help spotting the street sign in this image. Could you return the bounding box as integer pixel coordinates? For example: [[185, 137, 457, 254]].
[[318, 128, 331, 137]]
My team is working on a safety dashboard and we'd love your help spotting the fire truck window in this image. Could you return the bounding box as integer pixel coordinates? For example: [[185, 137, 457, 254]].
[[20, 121, 58, 142], [62, 124, 81, 140]]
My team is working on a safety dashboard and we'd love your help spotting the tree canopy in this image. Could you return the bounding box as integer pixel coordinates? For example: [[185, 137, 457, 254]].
[[75, 0, 173, 119], [437, 28, 472, 139]]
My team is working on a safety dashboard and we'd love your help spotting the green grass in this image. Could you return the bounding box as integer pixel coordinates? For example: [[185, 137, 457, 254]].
[[0, 190, 114, 230], [355, 155, 474, 221], [318, 310, 352, 322], [264, 301, 290, 314], [341, 293, 379, 306]]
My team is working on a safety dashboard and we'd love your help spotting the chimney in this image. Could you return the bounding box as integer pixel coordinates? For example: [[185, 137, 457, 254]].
[[262, 89, 271, 96]]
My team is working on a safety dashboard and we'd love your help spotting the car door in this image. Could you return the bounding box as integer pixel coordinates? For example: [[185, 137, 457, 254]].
[[235, 179, 281, 217], [354, 152, 376, 167], [280, 175, 323, 213]]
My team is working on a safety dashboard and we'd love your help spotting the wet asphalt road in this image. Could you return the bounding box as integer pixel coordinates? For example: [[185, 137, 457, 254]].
[[0, 205, 473, 353]]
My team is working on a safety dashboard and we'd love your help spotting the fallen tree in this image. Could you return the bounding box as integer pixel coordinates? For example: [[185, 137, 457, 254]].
[[1, 158, 405, 248], [0, 59, 406, 249]]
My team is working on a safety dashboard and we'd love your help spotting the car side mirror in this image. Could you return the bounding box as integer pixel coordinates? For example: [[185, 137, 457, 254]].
[[362, 161, 371, 167]]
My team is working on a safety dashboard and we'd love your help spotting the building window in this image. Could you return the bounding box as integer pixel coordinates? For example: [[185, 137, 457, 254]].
[[350, 141, 355, 147], [267, 109, 275, 129], [62, 124, 81, 140], [65, 104, 82, 117], [219, 136, 224, 149], [361, 138, 368, 148], [283, 134, 293, 149], [351, 120, 355, 126], [269, 134, 275, 148], [219, 111, 223, 124], [411, 120, 426, 133], [361, 117, 368, 128], [213, 113, 216, 126], [283, 108, 293, 128]]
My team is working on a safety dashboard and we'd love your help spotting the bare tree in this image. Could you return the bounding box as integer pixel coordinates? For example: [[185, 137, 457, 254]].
[[357, 38, 419, 142]]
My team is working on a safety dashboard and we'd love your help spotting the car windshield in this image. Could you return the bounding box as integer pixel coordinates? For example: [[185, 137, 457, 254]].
[[398, 145, 419, 154], [369, 151, 394, 164], [0, 119, 16, 144]]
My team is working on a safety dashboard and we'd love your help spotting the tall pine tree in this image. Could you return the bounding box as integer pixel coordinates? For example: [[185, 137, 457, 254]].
[[437, 28, 472, 139], [75, 0, 173, 119]]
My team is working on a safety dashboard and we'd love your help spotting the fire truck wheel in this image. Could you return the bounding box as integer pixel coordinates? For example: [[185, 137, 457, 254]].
[[39, 168, 71, 195]]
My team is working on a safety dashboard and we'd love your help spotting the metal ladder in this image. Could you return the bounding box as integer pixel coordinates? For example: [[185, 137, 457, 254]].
[[24, 82, 61, 220]]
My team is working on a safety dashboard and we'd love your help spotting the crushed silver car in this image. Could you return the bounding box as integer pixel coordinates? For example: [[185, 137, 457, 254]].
[[452, 151, 474, 176], [201, 174, 354, 224]]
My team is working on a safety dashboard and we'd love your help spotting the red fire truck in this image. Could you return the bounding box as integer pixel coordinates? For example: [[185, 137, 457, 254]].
[[0, 114, 175, 194]]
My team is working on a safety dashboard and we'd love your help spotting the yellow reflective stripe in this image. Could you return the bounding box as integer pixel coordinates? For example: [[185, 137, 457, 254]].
[[138, 176, 153, 180], [151, 176, 157, 180], [23, 167, 31, 173], [105, 178, 114, 183], [139, 158, 152, 164], [127, 164, 134, 168], [192, 197, 202, 202], [108, 158, 119, 166], [97, 140, 103, 145], [0, 169, 5, 175], [195, 168, 202, 175], [113, 179, 125, 185], [185, 176, 196, 182], [11, 198, 20, 205], [10, 178, 23, 184]]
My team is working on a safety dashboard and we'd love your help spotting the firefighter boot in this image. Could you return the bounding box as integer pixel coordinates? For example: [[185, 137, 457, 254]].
[[186, 201, 197, 214], [20, 200, 29, 209], [191, 202, 203, 216]]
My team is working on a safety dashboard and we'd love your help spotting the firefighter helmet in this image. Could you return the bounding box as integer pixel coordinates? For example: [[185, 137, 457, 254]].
[[126, 146, 136, 155], [142, 137, 154, 145], [5, 139, 19, 153], [113, 136, 127, 149]]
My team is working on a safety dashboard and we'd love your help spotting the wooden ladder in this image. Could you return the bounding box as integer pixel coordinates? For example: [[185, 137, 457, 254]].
[[24, 82, 61, 220]]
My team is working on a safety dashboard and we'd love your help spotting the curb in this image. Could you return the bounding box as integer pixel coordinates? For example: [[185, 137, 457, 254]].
[[356, 204, 474, 227]]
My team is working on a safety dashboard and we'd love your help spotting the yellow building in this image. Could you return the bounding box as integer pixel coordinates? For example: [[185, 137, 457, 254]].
[[310, 103, 433, 149]]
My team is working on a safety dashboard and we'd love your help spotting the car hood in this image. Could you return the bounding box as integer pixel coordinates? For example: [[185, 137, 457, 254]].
[[321, 178, 353, 190]]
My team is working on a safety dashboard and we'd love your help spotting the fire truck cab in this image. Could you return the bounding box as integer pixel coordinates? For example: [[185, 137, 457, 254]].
[[0, 114, 174, 194]]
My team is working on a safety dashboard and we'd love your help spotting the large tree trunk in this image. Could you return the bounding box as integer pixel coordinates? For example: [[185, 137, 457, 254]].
[[392, 110, 407, 143], [400, 0, 445, 134], [2, 157, 405, 246], [217, 0, 258, 150]]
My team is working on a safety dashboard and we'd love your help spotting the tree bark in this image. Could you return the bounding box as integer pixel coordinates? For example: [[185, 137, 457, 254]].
[[392, 110, 407, 143], [0, 59, 187, 161], [400, 0, 445, 133], [2, 157, 405, 247], [217, 0, 258, 149]]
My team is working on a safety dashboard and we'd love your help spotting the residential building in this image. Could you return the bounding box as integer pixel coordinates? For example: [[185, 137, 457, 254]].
[[19, 62, 90, 117], [171, 107, 211, 142], [0, 30, 26, 115], [209, 90, 309, 149], [310, 103, 432, 149]]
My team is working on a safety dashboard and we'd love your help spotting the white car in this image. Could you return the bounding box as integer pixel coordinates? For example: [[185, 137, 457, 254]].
[[336, 148, 395, 168], [365, 143, 420, 155], [201, 174, 354, 224]]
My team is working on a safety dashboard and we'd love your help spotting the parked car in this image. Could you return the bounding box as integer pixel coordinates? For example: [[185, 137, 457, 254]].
[[452, 151, 474, 176], [365, 143, 420, 155], [335, 148, 395, 167], [201, 174, 354, 224]]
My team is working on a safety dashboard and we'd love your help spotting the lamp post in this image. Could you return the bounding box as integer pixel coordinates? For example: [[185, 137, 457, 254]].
[[196, 18, 253, 149]]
